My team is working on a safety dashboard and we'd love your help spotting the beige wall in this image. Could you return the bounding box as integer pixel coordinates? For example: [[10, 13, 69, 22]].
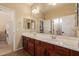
[[44, 3, 76, 20], [14, 5, 43, 49], [11, 5, 32, 49]]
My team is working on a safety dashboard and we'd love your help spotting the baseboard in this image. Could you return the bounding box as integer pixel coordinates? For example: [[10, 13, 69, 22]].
[[15, 47, 23, 51]]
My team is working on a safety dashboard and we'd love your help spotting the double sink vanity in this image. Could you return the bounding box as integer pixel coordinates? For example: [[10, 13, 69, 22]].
[[22, 32, 79, 56], [20, 3, 79, 56]]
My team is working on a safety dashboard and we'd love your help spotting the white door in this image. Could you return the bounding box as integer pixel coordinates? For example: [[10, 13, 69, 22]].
[[0, 8, 15, 50], [0, 11, 7, 41]]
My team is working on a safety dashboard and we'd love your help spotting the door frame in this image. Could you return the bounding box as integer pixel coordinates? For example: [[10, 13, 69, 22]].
[[0, 5, 16, 51]]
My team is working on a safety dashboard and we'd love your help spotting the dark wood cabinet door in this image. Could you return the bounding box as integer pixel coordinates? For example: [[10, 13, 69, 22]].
[[47, 49, 58, 56], [23, 36, 28, 51], [35, 40, 41, 56], [27, 38, 35, 55], [40, 42, 47, 56], [46, 43, 56, 56], [40, 46, 47, 56], [70, 50, 79, 56], [54, 46, 70, 56], [35, 46, 41, 56]]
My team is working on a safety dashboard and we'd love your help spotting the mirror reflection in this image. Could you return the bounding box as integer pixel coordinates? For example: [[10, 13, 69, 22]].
[[23, 3, 77, 37], [52, 15, 76, 37]]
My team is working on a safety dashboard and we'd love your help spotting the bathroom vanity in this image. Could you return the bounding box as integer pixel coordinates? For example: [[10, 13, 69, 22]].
[[22, 32, 79, 56], [22, 14, 79, 56], [21, 3, 79, 56]]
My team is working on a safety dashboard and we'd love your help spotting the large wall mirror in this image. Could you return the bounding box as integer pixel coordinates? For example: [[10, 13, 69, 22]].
[[23, 18, 36, 32], [40, 3, 77, 37], [23, 3, 78, 37], [43, 14, 77, 37], [51, 15, 76, 37]]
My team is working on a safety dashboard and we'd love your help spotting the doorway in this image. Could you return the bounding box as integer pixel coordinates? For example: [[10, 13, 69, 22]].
[[0, 6, 15, 55]]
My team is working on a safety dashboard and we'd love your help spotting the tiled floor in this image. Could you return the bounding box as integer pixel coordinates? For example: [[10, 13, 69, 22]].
[[0, 41, 12, 56], [4, 49, 31, 56]]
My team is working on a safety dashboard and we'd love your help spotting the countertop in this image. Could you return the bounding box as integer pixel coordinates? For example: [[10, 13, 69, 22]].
[[22, 32, 79, 52]]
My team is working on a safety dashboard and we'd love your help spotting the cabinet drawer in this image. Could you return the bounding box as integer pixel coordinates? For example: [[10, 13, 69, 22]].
[[55, 46, 70, 56]]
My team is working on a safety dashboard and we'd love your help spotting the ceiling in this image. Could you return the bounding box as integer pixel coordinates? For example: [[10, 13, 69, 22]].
[[31, 3, 62, 13], [0, 3, 76, 13]]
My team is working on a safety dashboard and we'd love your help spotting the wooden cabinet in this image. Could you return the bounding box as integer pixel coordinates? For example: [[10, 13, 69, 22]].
[[35, 40, 41, 56], [46, 43, 56, 56], [23, 36, 28, 51], [27, 38, 35, 55], [70, 50, 79, 56], [54, 45, 70, 56], [40, 42, 47, 56], [22, 36, 79, 56], [23, 36, 35, 55]]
